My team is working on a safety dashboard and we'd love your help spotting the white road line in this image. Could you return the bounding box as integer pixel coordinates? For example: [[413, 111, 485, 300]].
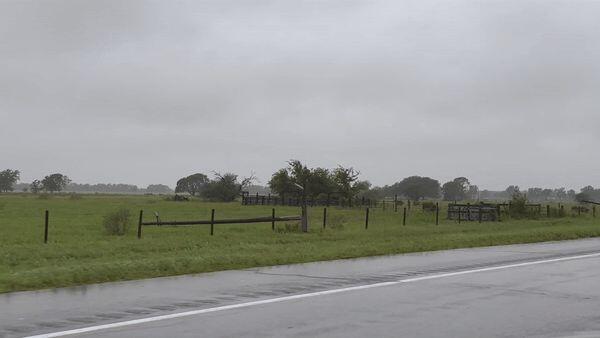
[[25, 251, 600, 338]]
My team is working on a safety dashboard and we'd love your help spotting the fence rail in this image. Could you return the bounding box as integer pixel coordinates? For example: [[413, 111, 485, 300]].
[[141, 215, 302, 226], [137, 209, 304, 237], [241, 193, 405, 209]]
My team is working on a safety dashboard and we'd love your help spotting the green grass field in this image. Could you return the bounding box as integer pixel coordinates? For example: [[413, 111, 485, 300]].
[[1, 193, 598, 293]]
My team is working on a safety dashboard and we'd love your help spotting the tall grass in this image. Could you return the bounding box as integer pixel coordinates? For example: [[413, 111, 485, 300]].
[[0, 193, 598, 293]]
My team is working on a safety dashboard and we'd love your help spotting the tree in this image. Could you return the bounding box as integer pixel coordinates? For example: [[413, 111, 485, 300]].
[[41, 173, 70, 193], [468, 185, 479, 200], [202, 172, 254, 202], [175, 173, 209, 196], [394, 176, 440, 201], [268, 161, 336, 199], [332, 166, 367, 204], [30, 180, 43, 194], [442, 177, 471, 201], [146, 184, 172, 194], [504, 185, 520, 199], [268, 168, 295, 196], [0, 169, 20, 192]]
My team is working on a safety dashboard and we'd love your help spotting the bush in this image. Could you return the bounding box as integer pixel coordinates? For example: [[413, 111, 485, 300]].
[[326, 214, 347, 230], [275, 222, 301, 233], [103, 208, 131, 236], [548, 206, 566, 218], [508, 193, 539, 219], [165, 194, 190, 202], [421, 201, 437, 212]]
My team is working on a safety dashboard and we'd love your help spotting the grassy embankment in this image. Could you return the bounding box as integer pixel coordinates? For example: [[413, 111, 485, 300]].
[[1, 193, 598, 293]]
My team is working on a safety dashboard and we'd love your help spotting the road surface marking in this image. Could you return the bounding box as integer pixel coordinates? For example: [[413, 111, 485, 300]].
[[26, 251, 600, 338]]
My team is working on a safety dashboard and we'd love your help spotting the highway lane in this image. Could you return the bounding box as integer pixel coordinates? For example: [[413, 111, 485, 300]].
[[3, 238, 600, 337]]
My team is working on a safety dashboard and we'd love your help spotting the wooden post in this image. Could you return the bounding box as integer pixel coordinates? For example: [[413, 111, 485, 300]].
[[271, 208, 275, 231], [382, 200, 386, 211], [44, 210, 49, 244], [467, 203, 471, 221], [137, 210, 143, 239], [365, 208, 370, 229], [403, 207, 407, 226], [210, 209, 215, 236], [323, 207, 327, 229], [301, 205, 308, 233], [547, 205, 550, 217], [497, 205, 501, 222], [435, 202, 440, 225]]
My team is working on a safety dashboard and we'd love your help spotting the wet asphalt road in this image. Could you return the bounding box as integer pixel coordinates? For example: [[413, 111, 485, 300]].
[[3, 238, 600, 338]]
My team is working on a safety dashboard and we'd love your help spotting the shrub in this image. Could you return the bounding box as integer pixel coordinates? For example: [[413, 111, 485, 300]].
[[326, 214, 347, 230], [165, 194, 190, 202], [421, 201, 437, 212], [103, 208, 131, 236], [275, 222, 301, 233], [548, 206, 566, 218], [508, 193, 539, 219], [68, 193, 82, 200]]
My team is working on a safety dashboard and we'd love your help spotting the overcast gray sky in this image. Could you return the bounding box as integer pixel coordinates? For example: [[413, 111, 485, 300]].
[[1, 0, 599, 190]]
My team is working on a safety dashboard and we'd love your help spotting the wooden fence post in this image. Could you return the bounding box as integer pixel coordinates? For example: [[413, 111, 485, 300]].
[[323, 207, 327, 229], [138, 210, 144, 239], [467, 203, 471, 221], [210, 209, 215, 236], [365, 208, 370, 229], [44, 210, 49, 244], [403, 207, 407, 226], [435, 202, 439, 225], [272, 208, 275, 231]]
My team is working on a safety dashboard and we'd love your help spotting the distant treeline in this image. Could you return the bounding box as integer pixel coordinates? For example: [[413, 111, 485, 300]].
[[1, 165, 598, 203], [13, 182, 173, 194]]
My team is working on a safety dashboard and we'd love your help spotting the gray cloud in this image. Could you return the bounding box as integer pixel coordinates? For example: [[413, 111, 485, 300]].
[[2, 0, 599, 189]]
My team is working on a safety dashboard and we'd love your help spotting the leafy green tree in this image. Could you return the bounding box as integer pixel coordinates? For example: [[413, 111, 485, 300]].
[[442, 177, 470, 201], [332, 166, 368, 204], [175, 173, 209, 196], [268, 161, 336, 199], [0, 169, 20, 192], [268, 168, 295, 196], [41, 173, 70, 193], [394, 176, 440, 201], [30, 179, 43, 193], [306, 167, 336, 199], [202, 172, 254, 202]]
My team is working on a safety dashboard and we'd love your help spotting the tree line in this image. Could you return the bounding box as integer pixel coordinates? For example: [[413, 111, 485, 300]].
[[0, 169, 172, 194], [2, 165, 596, 203]]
